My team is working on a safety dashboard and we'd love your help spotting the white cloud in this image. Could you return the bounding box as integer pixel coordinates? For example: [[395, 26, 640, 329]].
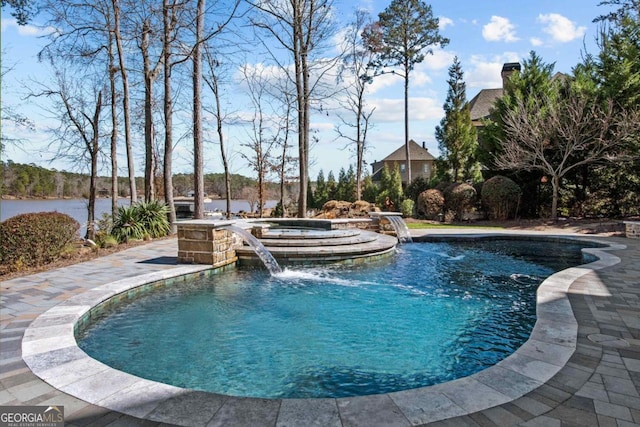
[[466, 53, 520, 89], [368, 97, 442, 123], [1, 18, 54, 37], [530, 37, 543, 47], [538, 13, 587, 43], [420, 48, 456, 71], [482, 16, 519, 42], [438, 16, 454, 30]]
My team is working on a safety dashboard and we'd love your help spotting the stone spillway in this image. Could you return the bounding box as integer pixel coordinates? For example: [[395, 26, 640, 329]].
[[235, 226, 398, 266]]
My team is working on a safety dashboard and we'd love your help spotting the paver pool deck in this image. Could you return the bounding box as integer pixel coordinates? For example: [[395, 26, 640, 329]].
[[1, 228, 639, 426]]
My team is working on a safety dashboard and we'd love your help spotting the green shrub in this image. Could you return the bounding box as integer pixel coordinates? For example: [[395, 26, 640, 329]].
[[481, 175, 522, 220], [94, 231, 118, 248], [400, 199, 415, 218], [0, 212, 79, 270], [405, 176, 430, 202], [444, 183, 477, 220], [111, 201, 171, 243], [417, 189, 445, 220]]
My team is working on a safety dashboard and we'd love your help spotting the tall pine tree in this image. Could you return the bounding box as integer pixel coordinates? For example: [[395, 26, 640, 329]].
[[434, 57, 478, 183]]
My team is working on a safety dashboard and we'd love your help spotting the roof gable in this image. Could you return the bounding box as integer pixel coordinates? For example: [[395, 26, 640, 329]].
[[381, 140, 436, 162], [468, 88, 503, 121]]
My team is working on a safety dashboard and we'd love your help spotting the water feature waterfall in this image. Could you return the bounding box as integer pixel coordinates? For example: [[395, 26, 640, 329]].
[[385, 215, 413, 243], [222, 225, 283, 275]]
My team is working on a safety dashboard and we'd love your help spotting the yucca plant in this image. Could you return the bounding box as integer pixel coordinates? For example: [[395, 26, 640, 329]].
[[111, 201, 171, 243], [134, 200, 171, 238], [111, 205, 146, 243]]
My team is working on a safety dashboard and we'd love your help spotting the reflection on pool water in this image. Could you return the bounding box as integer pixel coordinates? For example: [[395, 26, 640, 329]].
[[77, 240, 593, 399]]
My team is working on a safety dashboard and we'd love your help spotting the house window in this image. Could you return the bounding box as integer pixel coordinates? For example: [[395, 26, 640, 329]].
[[423, 164, 430, 174], [400, 163, 406, 172]]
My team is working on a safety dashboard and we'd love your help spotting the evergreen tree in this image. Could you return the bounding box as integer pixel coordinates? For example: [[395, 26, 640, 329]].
[[362, 0, 448, 183], [361, 174, 378, 203], [346, 165, 356, 201], [313, 169, 329, 208], [581, 1, 640, 216], [434, 57, 478, 182], [335, 165, 357, 201], [376, 163, 404, 208], [326, 170, 337, 201]]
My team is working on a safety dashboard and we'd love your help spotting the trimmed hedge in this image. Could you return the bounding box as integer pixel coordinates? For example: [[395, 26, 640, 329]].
[[444, 183, 477, 220], [0, 212, 79, 270], [417, 189, 445, 220]]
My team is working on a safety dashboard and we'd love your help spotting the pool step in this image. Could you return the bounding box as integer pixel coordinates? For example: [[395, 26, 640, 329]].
[[236, 230, 397, 266]]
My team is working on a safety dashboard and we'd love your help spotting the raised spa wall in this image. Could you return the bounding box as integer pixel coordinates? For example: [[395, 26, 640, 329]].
[[176, 216, 396, 267]]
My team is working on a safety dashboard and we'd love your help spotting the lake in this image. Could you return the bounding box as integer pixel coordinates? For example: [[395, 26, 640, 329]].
[[0, 198, 276, 236]]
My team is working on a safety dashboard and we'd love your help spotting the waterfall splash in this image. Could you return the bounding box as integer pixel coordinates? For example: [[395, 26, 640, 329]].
[[221, 225, 283, 275], [385, 215, 413, 243]]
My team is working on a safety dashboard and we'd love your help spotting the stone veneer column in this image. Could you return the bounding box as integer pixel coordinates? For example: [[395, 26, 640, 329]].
[[177, 221, 241, 267], [624, 221, 640, 239]]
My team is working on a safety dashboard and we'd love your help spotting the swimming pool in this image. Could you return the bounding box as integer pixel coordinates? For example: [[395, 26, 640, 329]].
[[77, 239, 594, 399]]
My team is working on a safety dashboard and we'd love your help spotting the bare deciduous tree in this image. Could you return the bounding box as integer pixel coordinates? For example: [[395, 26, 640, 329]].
[[336, 9, 376, 200], [240, 64, 280, 217], [495, 91, 639, 220], [249, 0, 339, 217], [203, 51, 233, 219], [30, 68, 104, 239]]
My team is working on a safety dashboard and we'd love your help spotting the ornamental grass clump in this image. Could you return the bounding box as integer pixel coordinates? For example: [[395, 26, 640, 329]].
[[481, 175, 522, 220], [0, 212, 79, 271]]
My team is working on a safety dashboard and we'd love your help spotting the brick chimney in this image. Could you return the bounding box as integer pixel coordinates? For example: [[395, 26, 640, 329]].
[[501, 62, 521, 88]]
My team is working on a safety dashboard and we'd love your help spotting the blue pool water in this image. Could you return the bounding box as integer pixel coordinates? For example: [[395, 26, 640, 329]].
[[77, 240, 593, 398]]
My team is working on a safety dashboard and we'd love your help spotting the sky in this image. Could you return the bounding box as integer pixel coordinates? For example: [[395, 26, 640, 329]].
[[0, 0, 613, 183]]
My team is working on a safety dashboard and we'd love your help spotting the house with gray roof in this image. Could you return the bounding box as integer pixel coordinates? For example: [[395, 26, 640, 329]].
[[371, 140, 436, 184], [468, 62, 521, 127]]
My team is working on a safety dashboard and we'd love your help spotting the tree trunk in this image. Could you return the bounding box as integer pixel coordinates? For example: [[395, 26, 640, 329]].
[[356, 93, 363, 201], [551, 175, 559, 221], [192, 0, 205, 219], [163, 0, 177, 232], [404, 70, 411, 184], [87, 91, 103, 240], [142, 20, 156, 202], [209, 67, 232, 219], [112, 0, 136, 204], [108, 37, 118, 217]]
